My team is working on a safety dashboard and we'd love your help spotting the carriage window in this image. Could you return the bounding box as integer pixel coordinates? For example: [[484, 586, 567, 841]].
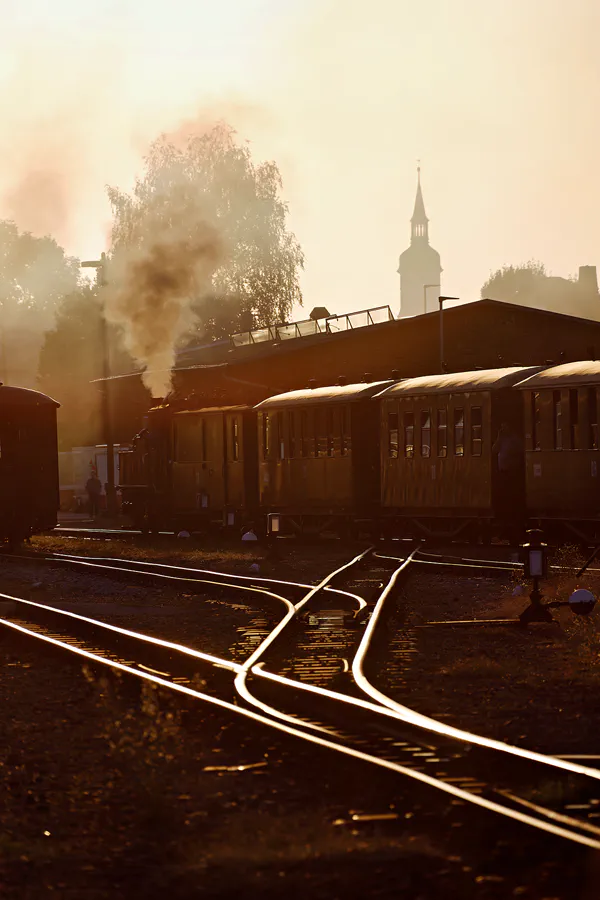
[[277, 413, 285, 459], [404, 412, 414, 458], [201, 419, 207, 461], [420, 410, 431, 458], [388, 411, 399, 458], [471, 407, 483, 456], [288, 412, 295, 458], [531, 392, 541, 450], [315, 409, 327, 457], [262, 413, 270, 459], [176, 417, 204, 463], [553, 391, 562, 450], [454, 408, 464, 456], [340, 405, 350, 456], [589, 388, 598, 450], [569, 389, 578, 449], [301, 410, 309, 457], [437, 409, 447, 457], [327, 409, 334, 457], [231, 418, 239, 461]]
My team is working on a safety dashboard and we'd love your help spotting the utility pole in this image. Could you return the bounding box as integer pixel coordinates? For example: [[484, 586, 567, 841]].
[[438, 296, 459, 374], [80, 252, 117, 517]]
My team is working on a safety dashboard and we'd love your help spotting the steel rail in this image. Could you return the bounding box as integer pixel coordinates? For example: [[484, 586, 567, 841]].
[[8, 550, 368, 613], [352, 558, 600, 783], [380, 548, 600, 578], [233, 548, 373, 723], [3, 615, 600, 849]]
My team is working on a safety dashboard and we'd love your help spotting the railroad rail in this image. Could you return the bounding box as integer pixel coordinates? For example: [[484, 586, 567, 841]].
[[2, 546, 600, 848]]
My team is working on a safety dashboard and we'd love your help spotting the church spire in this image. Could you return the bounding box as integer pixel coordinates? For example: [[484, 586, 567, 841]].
[[411, 167, 429, 241], [397, 165, 442, 318]]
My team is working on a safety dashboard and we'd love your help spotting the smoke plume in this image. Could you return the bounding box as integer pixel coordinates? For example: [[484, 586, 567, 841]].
[[103, 187, 224, 397]]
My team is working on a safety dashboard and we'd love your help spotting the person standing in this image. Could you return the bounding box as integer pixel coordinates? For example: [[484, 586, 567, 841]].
[[86, 471, 102, 519]]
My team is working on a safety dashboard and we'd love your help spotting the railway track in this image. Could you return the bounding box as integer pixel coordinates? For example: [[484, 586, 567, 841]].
[[3, 545, 600, 849]]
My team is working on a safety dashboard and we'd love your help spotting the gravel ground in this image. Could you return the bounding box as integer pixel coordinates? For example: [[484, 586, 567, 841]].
[[379, 551, 600, 755], [2, 537, 600, 897]]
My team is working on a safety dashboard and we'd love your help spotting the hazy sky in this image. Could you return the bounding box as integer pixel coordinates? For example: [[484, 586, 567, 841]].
[[0, 0, 599, 319]]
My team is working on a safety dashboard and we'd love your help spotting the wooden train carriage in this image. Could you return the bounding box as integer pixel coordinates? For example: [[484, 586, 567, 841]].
[[377, 367, 540, 538], [171, 405, 258, 530], [516, 361, 600, 540], [0, 385, 60, 541], [255, 380, 391, 534]]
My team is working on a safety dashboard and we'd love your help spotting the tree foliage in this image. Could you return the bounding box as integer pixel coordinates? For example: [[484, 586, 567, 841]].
[[0, 221, 80, 387], [480, 259, 599, 319], [106, 123, 304, 341], [38, 285, 147, 450], [481, 260, 551, 303]]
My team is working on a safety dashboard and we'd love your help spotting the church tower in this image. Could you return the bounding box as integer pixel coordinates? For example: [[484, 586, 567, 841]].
[[397, 168, 442, 317]]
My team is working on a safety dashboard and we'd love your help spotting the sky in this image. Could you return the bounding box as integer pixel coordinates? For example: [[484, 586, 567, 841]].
[[0, 0, 599, 320]]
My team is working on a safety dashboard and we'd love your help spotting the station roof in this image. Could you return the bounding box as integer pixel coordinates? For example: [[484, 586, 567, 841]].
[[376, 366, 542, 398], [515, 360, 600, 389], [256, 380, 393, 409], [0, 385, 59, 407]]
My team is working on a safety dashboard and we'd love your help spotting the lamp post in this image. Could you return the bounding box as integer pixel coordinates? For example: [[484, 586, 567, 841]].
[[423, 283, 440, 315], [438, 295, 458, 374], [80, 252, 117, 517]]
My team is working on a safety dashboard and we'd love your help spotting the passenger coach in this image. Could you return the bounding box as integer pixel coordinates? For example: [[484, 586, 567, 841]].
[[516, 361, 600, 541], [171, 405, 258, 531], [0, 384, 60, 542], [376, 367, 540, 540], [257, 379, 392, 535], [119, 403, 258, 533]]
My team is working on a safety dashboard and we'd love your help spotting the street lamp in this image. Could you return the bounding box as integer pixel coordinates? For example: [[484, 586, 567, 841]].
[[423, 283, 440, 315], [438, 296, 458, 374], [80, 252, 117, 517]]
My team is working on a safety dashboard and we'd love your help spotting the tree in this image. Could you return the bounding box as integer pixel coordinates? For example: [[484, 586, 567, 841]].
[[38, 286, 149, 450], [0, 221, 80, 387], [105, 123, 304, 356], [481, 260, 599, 320]]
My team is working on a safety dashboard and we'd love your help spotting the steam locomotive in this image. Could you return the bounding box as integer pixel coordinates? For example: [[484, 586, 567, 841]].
[[118, 361, 600, 543], [0, 385, 60, 543]]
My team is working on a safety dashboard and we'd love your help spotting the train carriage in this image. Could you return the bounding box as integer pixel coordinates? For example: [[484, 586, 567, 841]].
[[0, 385, 60, 542], [376, 367, 540, 539], [516, 361, 600, 541], [256, 379, 392, 535], [171, 405, 258, 531]]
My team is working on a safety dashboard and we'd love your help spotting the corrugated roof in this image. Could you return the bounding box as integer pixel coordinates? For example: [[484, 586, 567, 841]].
[[0, 385, 59, 408], [515, 361, 600, 389], [376, 366, 541, 398], [255, 380, 393, 409]]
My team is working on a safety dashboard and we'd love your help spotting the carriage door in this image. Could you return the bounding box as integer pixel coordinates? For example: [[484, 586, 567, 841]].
[[203, 413, 225, 512], [224, 413, 244, 510]]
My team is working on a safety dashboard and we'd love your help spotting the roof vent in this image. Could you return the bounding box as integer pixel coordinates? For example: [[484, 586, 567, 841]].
[[310, 307, 331, 321], [337, 375, 347, 386], [391, 369, 400, 381], [362, 373, 373, 383], [308, 378, 317, 390]]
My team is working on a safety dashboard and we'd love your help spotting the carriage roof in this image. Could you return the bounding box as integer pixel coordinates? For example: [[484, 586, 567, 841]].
[[375, 366, 541, 398], [255, 381, 393, 409], [515, 361, 600, 389], [0, 385, 59, 408]]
